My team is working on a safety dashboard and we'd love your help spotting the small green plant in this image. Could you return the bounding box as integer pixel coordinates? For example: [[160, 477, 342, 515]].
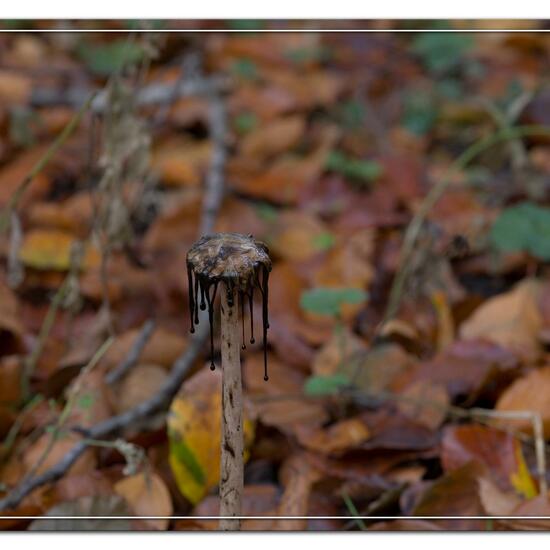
[[304, 373, 351, 396], [326, 151, 382, 185], [412, 33, 473, 75], [300, 287, 367, 396], [77, 40, 145, 76], [300, 287, 368, 317], [490, 201, 550, 260]]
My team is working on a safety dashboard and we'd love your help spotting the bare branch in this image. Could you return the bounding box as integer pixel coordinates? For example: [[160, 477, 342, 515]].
[[105, 320, 155, 385]]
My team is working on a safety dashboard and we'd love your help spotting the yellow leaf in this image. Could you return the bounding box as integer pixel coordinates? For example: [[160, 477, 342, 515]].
[[510, 443, 538, 499], [168, 369, 255, 505], [19, 229, 100, 271]]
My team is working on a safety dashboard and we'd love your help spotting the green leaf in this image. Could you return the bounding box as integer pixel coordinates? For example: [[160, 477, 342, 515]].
[[255, 202, 279, 223], [402, 92, 438, 135], [490, 202, 550, 260], [77, 40, 145, 76], [312, 231, 336, 251], [412, 33, 473, 74], [304, 373, 351, 396], [234, 111, 258, 134], [337, 99, 366, 129], [231, 58, 258, 81], [300, 287, 368, 317], [226, 20, 265, 30], [326, 151, 382, 184]]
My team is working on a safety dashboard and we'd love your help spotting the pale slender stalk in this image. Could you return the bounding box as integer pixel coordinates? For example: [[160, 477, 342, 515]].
[[219, 286, 243, 531]]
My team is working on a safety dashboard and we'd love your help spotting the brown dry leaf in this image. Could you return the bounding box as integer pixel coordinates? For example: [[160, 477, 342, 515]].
[[413, 462, 486, 529], [0, 279, 24, 348], [478, 476, 521, 517], [273, 453, 322, 531], [0, 70, 31, 103], [295, 416, 371, 455], [268, 210, 329, 263], [0, 146, 50, 208], [103, 326, 186, 371], [313, 228, 375, 318], [460, 279, 543, 360], [495, 366, 550, 437], [391, 340, 519, 400], [240, 116, 305, 159], [347, 343, 415, 394], [27, 192, 94, 236], [0, 356, 22, 405], [110, 364, 168, 415], [229, 127, 338, 204], [151, 138, 212, 187], [244, 354, 328, 435], [23, 433, 96, 477], [65, 370, 112, 429], [19, 229, 100, 271], [480, 476, 550, 530], [265, 69, 344, 109], [441, 424, 535, 492], [397, 381, 449, 430], [311, 327, 367, 376], [114, 471, 173, 530], [143, 190, 201, 253]]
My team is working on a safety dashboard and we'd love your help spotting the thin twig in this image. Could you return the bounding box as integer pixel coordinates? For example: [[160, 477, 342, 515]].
[[29, 75, 229, 112], [105, 320, 155, 385]]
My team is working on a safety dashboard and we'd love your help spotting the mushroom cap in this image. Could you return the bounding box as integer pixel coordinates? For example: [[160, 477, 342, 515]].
[[187, 232, 271, 289]]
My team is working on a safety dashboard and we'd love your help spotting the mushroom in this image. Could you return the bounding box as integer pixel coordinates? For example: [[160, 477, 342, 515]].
[[186, 232, 272, 530]]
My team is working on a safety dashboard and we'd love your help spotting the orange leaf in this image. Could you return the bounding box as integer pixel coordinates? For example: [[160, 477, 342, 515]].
[[115, 472, 173, 530]]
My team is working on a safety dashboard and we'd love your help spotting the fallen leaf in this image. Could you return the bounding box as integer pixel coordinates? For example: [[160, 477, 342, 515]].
[[168, 368, 255, 505], [23, 433, 96, 477], [268, 210, 330, 262], [413, 462, 486, 529], [110, 364, 168, 415], [397, 380, 449, 430], [19, 229, 100, 271], [295, 416, 371, 455], [65, 369, 113, 429], [0, 70, 31, 103], [103, 326, 187, 371], [114, 471, 173, 530], [152, 138, 212, 187], [273, 452, 322, 531], [311, 326, 367, 376], [460, 279, 543, 360], [441, 424, 536, 493], [347, 343, 415, 394], [244, 353, 329, 435], [313, 228, 375, 316], [240, 115, 305, 159], [0, 279, 24, 353], [495, 366, 550, 437], [392, 340, 519, 400]]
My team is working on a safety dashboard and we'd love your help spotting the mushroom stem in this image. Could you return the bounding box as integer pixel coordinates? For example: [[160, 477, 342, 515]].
[[219, 284, 243, 531]]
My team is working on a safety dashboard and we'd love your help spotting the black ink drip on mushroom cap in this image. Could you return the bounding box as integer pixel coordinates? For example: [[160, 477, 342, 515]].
[[186, 232, 272, 381]]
